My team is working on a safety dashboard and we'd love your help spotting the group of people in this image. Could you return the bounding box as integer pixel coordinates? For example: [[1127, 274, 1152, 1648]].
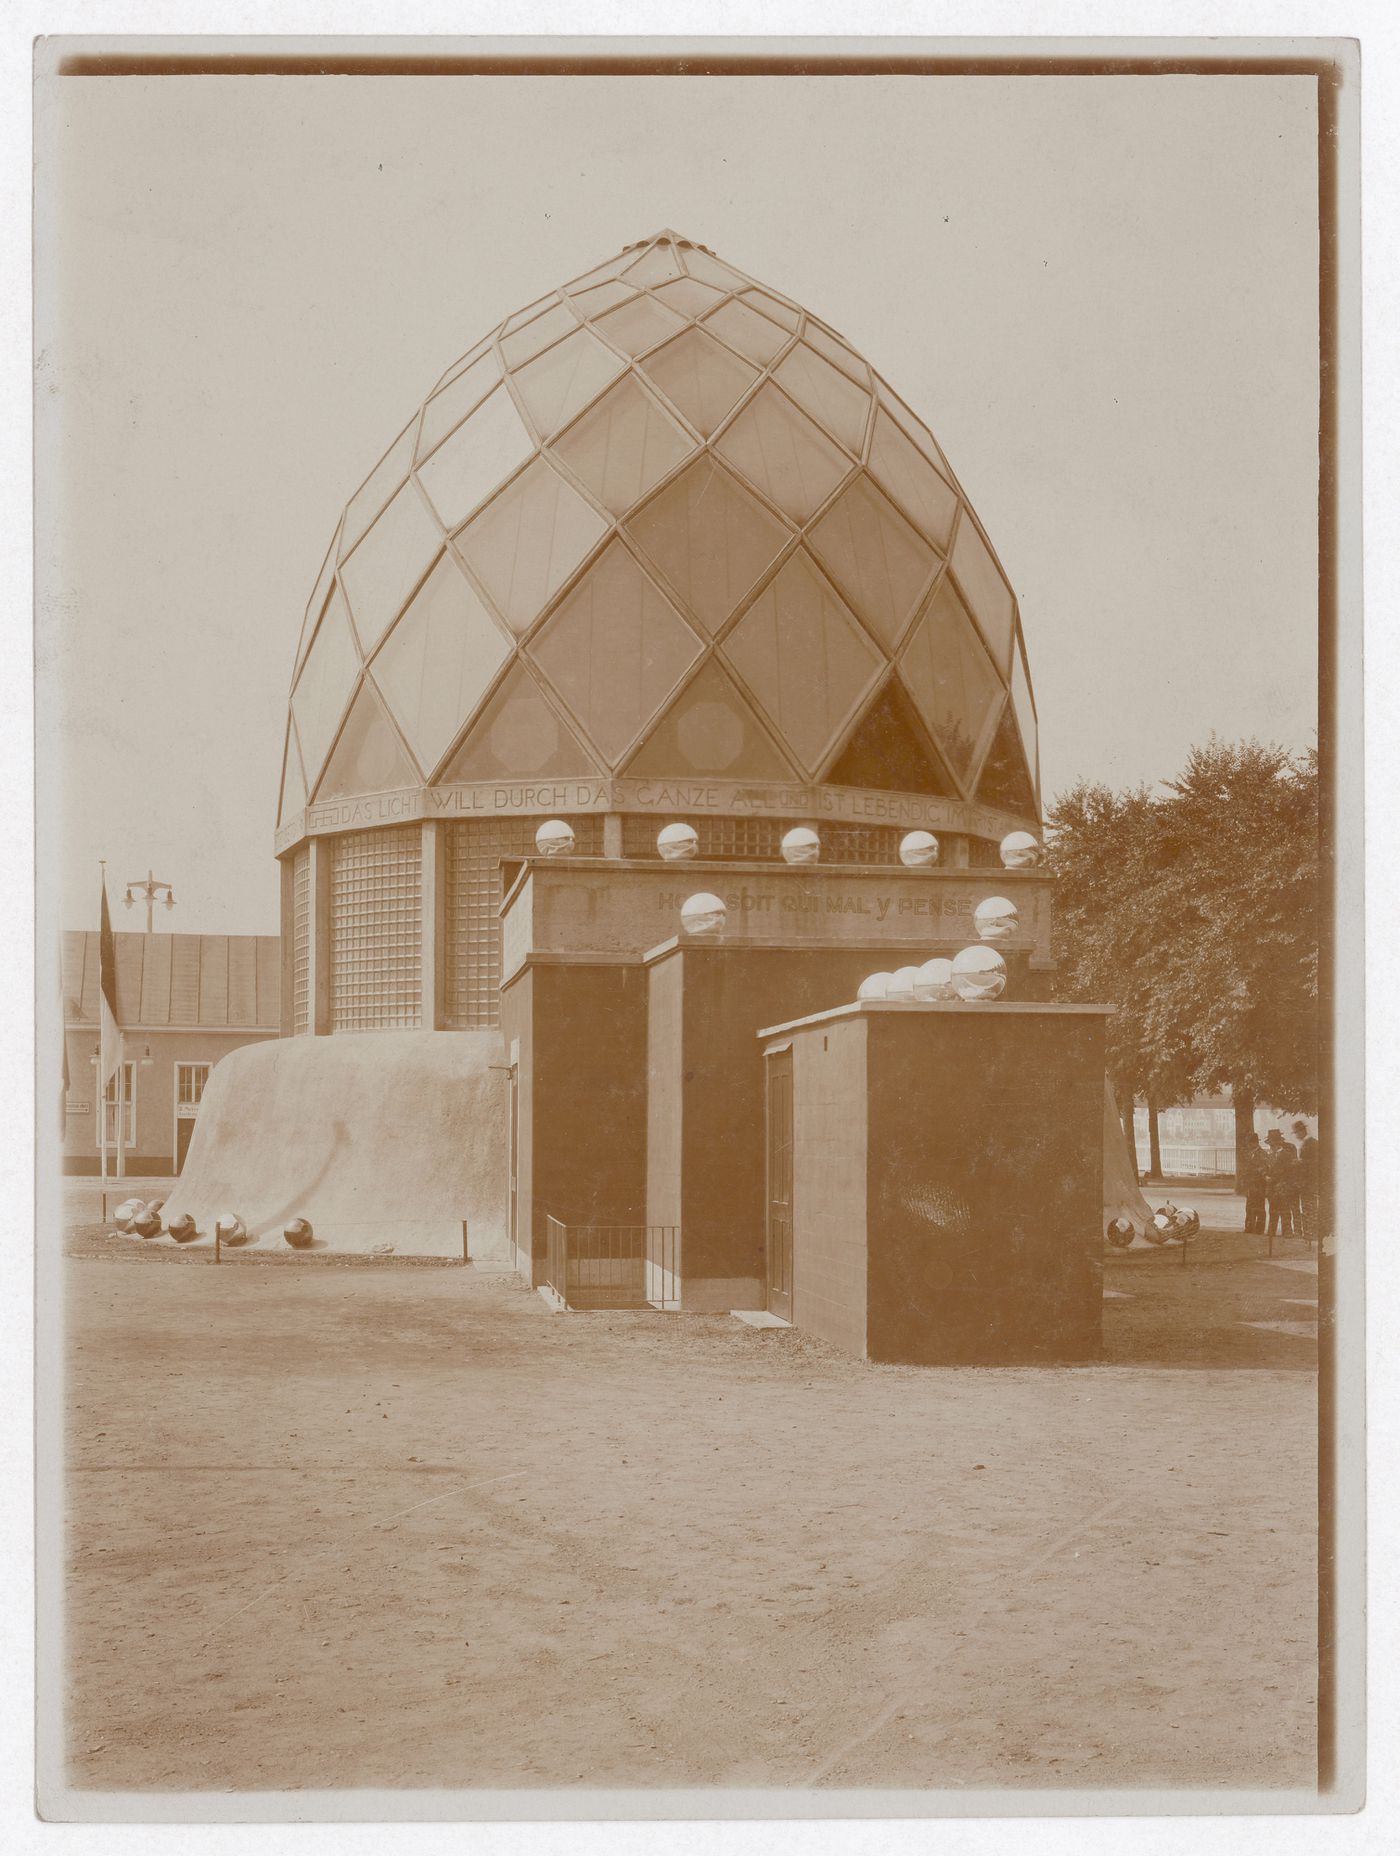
[[1242, 1120, 1321, 1243]]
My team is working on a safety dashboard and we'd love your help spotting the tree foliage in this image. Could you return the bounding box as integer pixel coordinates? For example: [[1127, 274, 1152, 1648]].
[[1045, 739, 1320, 1124]]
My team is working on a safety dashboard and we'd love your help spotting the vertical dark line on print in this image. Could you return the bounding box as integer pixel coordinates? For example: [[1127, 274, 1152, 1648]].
[[1314, 58, 1340, 1801]]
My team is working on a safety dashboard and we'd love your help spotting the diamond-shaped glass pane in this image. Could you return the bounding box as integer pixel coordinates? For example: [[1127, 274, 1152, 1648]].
[[624, 244, 685, 287], [1010, 632, 1039, 803], [715, 384, 851, 525], [826, 676, 954, 796], [500, 300, 578, 369], [899, 575, 1004, 789], [291, 584, 360, 783], [804, 321, 869, 384], [570, 278, 639, 319], [877, 378, 959, 486], [416, 386, 535, 530], [723, 550, 882, 775], [295, 525, 340, 681], [595, 294, 687, 358], [773, 343, 871, 456], [278, 719, 307, 826], [315, 678, 420, 801], [976, 701, 1037, 819], [638, 327, 759, 439], [868, 408, 957, 551], [626, 456, 792, 635], [552, 375, 694, 517], [370, 553, 512, 775], [417, 351, 500, 463], [682, 246, 749, 291], [624, 657, 797, 780], [702, 298, 789, 367], [807, 476, 938, 652], [653, 276, 726, 319], [341, 419, 416, 558], [563, 250, 637, 295], [501, 293, 553, 335], [454, 456, 607, 636], [950, 512, 1016, 674], [511, 328, 626, 438], [439, 658, 598, 782], [529, 541, 701, 765], [742, 289, 799, 332], [340, 483, 443, 654], [429, 336, 492, 396]]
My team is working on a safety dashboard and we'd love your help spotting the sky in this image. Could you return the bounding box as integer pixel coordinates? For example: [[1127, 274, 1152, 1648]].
[[37, 71, 1320, 936]]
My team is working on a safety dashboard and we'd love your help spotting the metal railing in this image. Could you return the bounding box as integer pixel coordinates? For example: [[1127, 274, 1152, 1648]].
[[1134, 1143, 1238, 1178], [542, 1217, 680, 1311]]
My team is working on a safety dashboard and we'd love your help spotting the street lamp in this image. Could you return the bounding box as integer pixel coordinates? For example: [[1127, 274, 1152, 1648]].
[[124, 870, 177, 933]]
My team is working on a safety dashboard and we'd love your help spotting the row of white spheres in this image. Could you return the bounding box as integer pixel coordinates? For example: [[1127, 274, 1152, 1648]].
[[535, 819, 1045, 871], [858, 946, 1008, 1004]]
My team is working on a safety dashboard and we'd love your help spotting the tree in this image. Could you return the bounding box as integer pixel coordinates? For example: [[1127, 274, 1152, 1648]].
[[1154, 740, 1319, 1171], [1044, 783, 1198, 1178], [1045, 739, 1319, 1183]]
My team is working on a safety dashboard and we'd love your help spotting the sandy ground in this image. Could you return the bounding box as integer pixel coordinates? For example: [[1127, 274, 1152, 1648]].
[[60, 1227, 1317, 1795]]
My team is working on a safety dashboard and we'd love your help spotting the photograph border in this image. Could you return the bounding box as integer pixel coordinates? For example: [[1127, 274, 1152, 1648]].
[[27, 30, 1366, 1828]]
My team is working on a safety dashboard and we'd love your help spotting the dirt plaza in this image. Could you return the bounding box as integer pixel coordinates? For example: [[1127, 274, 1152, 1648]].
[[61, 1227, 1318, 1794]]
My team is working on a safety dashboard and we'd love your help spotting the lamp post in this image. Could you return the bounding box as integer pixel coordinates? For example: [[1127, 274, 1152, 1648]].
[[124, 870, 177, 934]]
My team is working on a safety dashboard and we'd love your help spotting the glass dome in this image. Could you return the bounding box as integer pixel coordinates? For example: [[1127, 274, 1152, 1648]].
[[278, 231, 1040, 833]]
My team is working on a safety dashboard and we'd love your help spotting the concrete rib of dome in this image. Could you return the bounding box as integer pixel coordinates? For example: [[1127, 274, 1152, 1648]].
[[283, 235, 1039, 833]]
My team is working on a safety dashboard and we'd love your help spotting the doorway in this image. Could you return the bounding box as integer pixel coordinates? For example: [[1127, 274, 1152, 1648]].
[[764, 1044, 794, 1321]]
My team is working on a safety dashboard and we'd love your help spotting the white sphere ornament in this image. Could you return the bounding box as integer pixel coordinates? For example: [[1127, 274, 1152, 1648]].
[[657, 822, 699, 862], [780, 826, 821, 865], [913, 957, 955, 1002], [974, 895, 1020, 942], [899, 829, 940, 868], [680, 892, 727, 937], [856, 971, 893, 1002], [999, 830, 1043, 869], [167, 1212, 198, 1245], [886, 965, 922, 1003], [215, 1213, 249, 1247], [535, 818, 576, 857], [950, 944, 1008, 1002], [284, 1217, 314, 1250], [130, 1205, 162, 1239], [113, 1196, 146, 1232]]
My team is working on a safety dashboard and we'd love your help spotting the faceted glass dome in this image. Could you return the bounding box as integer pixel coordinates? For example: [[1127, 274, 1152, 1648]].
[[279, 231, 1040, 831]]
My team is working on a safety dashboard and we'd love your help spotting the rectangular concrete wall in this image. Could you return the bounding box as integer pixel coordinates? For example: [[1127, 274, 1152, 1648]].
[[645, 955, 684, 1239], [499, 972, 534, 1278], [506, 960, 648, 1283], [788, 1015, 870, 1358], [647, 943, 907, 1313], [863, 1010, 1106, 1363]]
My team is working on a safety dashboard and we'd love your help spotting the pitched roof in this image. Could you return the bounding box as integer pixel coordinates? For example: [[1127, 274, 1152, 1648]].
[[62, 931, 280, 1030]]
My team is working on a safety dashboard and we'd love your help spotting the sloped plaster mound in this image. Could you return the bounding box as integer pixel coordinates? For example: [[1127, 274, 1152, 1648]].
[[160, 1032, 508, 1258]]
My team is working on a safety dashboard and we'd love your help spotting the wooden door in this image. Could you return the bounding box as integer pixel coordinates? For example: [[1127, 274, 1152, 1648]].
[[176, 1115, 196, 1172], [765, 1046, 794, 1320]]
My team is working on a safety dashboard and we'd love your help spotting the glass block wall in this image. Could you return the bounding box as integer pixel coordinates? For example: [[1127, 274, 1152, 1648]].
[[291, 846, 310, 1034], [619, 814, 909, 865], [329, 826, 423, 1030], [443, 815, 604, 1028]]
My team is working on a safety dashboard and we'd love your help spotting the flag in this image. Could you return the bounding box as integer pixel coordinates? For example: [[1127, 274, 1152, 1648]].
[[98, 876, 123, 1093]]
